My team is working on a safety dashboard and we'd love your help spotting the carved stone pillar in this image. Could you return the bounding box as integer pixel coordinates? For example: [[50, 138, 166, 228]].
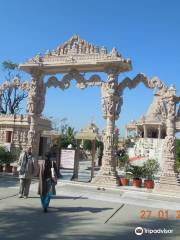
[[92, 71, 121, 186], [155, 86, 180, 195], [0, 93, 2, 113], [27, 69, 46, 158], [158, 125, 161, 139], [125, 127, 128, 139], [135, 126, 138, 137], [143, 125, 147, 138], [71, 140, 80, 181]]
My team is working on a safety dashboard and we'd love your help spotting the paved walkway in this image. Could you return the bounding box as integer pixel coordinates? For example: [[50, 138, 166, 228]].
[[0, 175, 180, 240]]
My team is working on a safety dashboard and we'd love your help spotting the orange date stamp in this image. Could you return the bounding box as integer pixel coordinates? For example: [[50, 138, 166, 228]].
[[140, 209, 180, 219]]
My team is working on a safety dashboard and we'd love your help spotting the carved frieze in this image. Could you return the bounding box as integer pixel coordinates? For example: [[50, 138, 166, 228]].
[[46, 71, 103, 90], [164, 136, 176, 155]]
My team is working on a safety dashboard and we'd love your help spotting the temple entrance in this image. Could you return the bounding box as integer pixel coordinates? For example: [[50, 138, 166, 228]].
[[17, 35, 180, 193]]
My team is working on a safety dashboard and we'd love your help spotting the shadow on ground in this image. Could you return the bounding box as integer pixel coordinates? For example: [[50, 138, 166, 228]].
[[0, 205, 179, 240], [53, 195, 88, 200], [49, 206, 113, 213]]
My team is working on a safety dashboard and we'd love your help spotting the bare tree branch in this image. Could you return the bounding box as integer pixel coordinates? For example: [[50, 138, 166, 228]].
[[0, 60, 28, 114]]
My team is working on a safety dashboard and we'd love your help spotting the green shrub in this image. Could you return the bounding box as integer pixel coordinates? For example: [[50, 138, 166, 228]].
[[83, 140, 99, 151], [0, 146, 16, 165], [11, 147, 21, 161], [118, 153, 129, 168], [0, 146, 7, 165], [142, 159, 160, 180], [127, 165, 144, 179]]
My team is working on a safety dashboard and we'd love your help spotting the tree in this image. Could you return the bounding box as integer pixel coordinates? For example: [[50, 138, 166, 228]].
[[83, 139, 100, 151], [0, 60, 28, 114], [51, 118, 77, 148], [60, 126, 76, 148]]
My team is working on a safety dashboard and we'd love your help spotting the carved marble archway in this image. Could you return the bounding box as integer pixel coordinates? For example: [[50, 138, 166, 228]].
[[18, 35, 180, 193]]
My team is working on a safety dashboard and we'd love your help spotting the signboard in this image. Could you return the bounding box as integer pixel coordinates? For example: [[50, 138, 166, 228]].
[[60, 149, 75, 169]]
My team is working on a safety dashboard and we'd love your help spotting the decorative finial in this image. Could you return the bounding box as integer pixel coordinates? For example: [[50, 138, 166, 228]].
[[101, 46, 107, 55], [45, 50, 51, 56], [110, 48, 118, 57]]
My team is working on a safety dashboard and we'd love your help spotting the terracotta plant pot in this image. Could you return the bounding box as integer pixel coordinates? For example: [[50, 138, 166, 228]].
[[144, 179, 154, 189], [133, 178, 142, 187], [119, 178, 129, 186]]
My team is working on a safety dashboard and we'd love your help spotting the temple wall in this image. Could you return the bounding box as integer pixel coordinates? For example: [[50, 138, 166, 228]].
[[0, 114, 52, 154], [127, 138, 165, 169]]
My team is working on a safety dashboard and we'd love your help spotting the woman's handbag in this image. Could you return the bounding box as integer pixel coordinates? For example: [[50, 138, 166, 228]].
[[51, 161, 57, 184]]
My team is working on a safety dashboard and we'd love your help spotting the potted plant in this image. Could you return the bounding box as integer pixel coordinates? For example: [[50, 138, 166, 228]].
[[119, 172, 131, 186], [118, 153, 130, 186], [143, 159, 160, 189], [128, 165, 144, 187]]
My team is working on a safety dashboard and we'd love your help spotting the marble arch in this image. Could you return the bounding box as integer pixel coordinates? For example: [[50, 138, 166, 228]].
[[19, 35, 180, 193]]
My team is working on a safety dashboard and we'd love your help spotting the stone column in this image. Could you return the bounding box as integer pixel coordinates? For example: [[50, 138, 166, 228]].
[[135, 126, 138, 137], [155, 86, 180, 195], [0, 93, 3, 113], [91, 139, 96, 180], [158, 125, 161, 139], [143, 125, 147, 138], [27, 69, 46, 159], [125, 127, 128, 139], [92, 71, 120, 186], [71, 140, 80, 181]]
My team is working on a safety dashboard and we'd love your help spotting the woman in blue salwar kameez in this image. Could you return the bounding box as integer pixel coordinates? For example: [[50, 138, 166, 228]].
[[38, 153, 58, 212]]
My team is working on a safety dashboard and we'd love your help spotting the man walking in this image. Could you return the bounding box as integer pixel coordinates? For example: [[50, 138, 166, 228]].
[[18, 147, 34, 198]]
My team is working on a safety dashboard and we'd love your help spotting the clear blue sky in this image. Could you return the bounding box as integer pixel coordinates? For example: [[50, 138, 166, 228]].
[[0, 0, 180, 135]]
